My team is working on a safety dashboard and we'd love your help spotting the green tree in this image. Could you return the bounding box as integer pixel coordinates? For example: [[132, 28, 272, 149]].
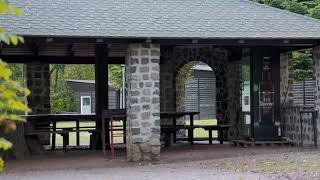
[[0, 0, 29, 172], [293, 51, 313, 80], [49, 64, 123, 113], [309, 4, 320, 18]]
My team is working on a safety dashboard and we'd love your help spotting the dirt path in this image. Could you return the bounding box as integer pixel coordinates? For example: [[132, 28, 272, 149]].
[[1, 160, 282, 180], [1, 145, 319, 180]]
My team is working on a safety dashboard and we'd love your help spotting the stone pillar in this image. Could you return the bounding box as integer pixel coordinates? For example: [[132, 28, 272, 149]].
[[226, 61, 241, 140], [25, 63, 50, 144], [280, 52, 294, 106], [280, 52, 296, 141], [126, 43, 161, 161], [25, 63, 50, 114], [313, 46, 320, 144]]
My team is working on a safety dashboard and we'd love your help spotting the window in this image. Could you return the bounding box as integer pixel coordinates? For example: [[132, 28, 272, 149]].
[[81, 96, 92, 114], [244, 96, 250, 105]]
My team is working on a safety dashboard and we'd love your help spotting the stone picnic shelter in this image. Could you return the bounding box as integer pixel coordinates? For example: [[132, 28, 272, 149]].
[[1, 0, 320, 161]]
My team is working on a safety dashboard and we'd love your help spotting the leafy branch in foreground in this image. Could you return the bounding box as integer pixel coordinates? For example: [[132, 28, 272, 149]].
[[0, 0, 29, 172]]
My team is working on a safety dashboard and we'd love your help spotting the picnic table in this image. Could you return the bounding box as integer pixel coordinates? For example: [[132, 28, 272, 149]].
[[160, 111, 199, 144], [159, 112, 231, 147], [22, 111, 126, 151]]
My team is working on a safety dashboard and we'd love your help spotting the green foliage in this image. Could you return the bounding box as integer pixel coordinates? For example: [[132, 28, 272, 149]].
[[0, 0, 29, 172], [255, 0, 285, 8], [0, 60, 29, 171], [282, 0, 309, 15], [108, 65, 123, 90], [309, 4, 320, 18], [49, 64, 123, 113], [293, 51, 313, 80]]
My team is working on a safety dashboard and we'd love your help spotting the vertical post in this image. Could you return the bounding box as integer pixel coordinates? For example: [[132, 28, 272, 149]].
[[190, 114, 194, 145], [197, 77, 200, 120], [300, 112, 303, 147], [303, 79, 306, 106], [51, 121, 56, 150], [121, 64, 126, 109], [173, 117, 177, 143], [313, 111, 318, 148], [126, 43, 161, 161], [76, 120, 80, 146], [123, 119, 126, 144], [95, 44, 109, 150]]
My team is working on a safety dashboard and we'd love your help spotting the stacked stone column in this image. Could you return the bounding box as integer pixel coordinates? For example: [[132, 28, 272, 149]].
[[313, 46, 320, 144], [280, 52, 294, 106], [25, 63, 51, 144], [126, 44, 161, 161], [226, 61, 241, 140]]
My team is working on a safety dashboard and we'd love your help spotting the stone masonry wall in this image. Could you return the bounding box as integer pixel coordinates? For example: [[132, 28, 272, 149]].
[[282, 106, 316, 146], [280, 52, 294, 106], [313, 46, 320, 144], [281, 51, 317, 146], [126, 44, 161, 161], [25, 63, 50, 144]]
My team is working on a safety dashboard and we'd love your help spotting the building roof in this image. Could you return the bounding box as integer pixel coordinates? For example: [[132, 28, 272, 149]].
[[2, 0, 320, 39], [66, 79, 95, 84], [65, 79, 113, 86], [65, 79, 115, 91], [192, 65, 213, 71]]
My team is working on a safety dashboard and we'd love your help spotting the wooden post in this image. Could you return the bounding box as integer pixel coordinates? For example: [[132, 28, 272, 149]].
[[173, 117, 177, 143], [51, 121, 56, 150], [76, 120, 80, 146], [190, 114, 194, 145], [208, 129, 213, 145], [95, 44, 109, 150]]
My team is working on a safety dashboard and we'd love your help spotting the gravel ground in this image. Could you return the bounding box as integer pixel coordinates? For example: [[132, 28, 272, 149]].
[[1, 144, 319, 180]]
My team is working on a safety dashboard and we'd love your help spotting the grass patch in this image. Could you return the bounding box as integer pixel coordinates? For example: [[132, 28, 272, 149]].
[[53, 121, 124, 146], [53, 119, 217, 146], [186, 119, 217, 138], [302, 159, 320, 170], [255, 160, 295, 173]]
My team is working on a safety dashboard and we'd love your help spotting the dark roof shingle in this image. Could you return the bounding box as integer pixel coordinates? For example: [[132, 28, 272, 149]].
[[2, 0, 320, 39]]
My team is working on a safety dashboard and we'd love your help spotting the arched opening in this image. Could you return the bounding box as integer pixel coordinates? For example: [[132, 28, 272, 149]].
[[176, 61, 217, 139]]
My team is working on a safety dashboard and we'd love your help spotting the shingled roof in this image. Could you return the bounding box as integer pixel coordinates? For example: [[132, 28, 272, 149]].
[[2, 0, 320, 39]]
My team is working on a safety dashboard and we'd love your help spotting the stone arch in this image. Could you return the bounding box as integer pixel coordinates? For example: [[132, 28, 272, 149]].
[[160, 45, 229, 125], [175, 61, 201, 114]]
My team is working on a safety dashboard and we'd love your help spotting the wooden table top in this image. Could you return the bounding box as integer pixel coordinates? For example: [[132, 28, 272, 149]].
[[21, 113, 126, 122], [21, 111, 199, 123], [160, 111, 200, 118]]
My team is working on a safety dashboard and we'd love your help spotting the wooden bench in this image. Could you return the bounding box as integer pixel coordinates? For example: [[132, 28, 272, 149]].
[[161, 125, 231, 146], [202, 125, 231, 144], [161, 125, 195, 147]]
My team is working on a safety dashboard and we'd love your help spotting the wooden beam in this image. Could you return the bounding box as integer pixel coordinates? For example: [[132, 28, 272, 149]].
[[0, 55, 125, 64]]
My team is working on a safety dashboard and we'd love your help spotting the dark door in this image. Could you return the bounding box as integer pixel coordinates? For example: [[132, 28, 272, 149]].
[[251, 47, 281, 141]]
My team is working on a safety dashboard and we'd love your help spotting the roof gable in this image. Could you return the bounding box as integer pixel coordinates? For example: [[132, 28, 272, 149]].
[[2, 0, 320, 39]]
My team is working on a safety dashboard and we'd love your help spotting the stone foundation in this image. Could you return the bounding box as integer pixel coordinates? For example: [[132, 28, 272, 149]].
[[282, 106, 316, 146], [126, 44, 161, 161]]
